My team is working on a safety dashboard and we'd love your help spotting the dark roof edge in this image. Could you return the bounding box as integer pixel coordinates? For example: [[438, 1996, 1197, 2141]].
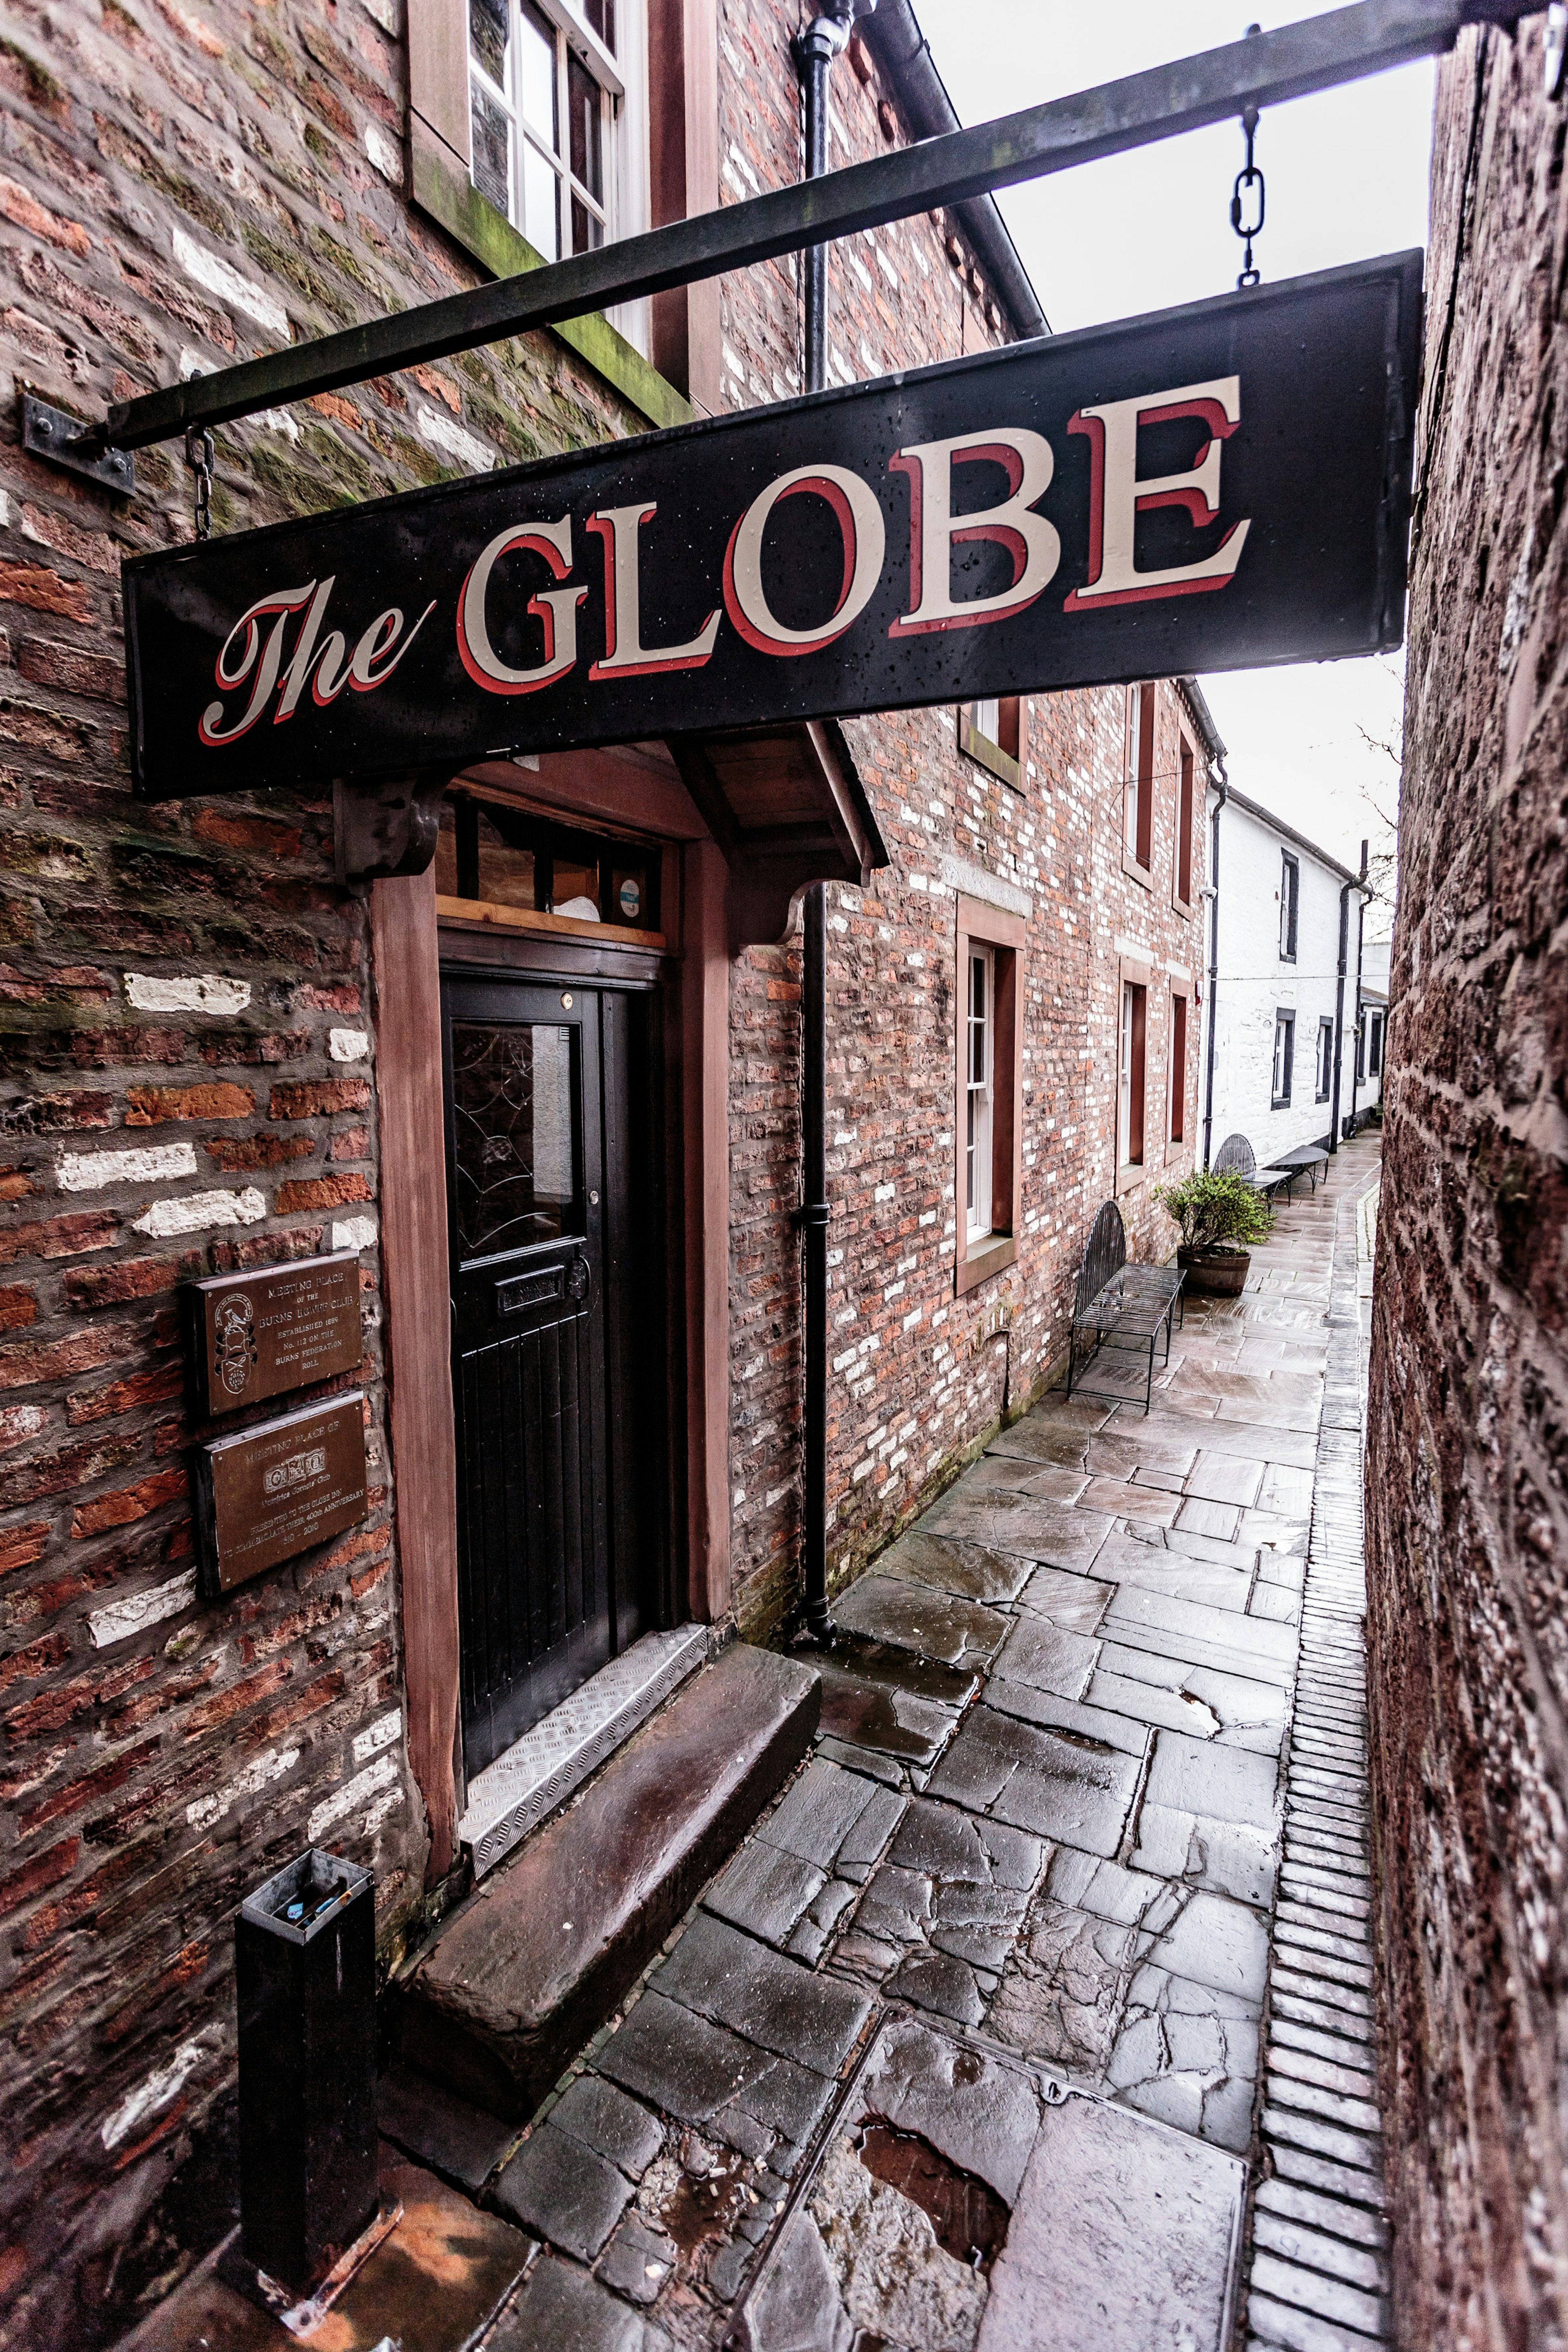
[[861, 0, 1049, 343], [1220, 780, 1367, 889], [1174, 675, 1226, 766]]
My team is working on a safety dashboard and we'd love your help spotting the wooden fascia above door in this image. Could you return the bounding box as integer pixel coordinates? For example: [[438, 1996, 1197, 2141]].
[[666, 720, 889, 952]]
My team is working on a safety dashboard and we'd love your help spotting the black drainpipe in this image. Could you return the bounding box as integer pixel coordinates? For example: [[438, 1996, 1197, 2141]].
[[1347, 840, 1368, 1137], [1201, 757, 1228, 1171], [1329, 878, 1352, 1156], [793, 1, 855, 1645]]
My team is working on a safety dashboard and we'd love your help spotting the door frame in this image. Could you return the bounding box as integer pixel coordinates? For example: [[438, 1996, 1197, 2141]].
[[372, 801, 731, 1881], [440, 953, 670, 1777]]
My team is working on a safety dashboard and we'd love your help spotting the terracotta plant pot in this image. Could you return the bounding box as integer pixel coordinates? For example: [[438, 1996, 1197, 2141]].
[[1177, 1245, 1251, 1297]]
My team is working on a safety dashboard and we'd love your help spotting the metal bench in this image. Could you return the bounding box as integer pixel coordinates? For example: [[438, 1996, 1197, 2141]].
[[1272, 1143, 1331, 1194], [1066, 1200, 1185, 1415], [1214, 1132, 1294, 1200]]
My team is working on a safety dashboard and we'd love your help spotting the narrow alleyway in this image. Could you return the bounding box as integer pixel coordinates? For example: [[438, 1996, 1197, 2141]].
[[128, 1139, 1389, 2352]]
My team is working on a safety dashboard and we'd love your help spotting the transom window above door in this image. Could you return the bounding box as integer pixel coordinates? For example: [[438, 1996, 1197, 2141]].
[[468, 0, 625, 263], [436, 795, 660, 935]]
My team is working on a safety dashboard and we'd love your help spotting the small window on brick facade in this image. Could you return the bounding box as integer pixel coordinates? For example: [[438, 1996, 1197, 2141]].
[[1273, 1010, 1295, 1107], [1279, 852, 1299, 961], [1175, 739, 1194, 911], [959, 697, 1025, 791], [1317, 1016, 1335, 1100], [965, 946, 995, 1243], [1119, 980, 1147, 1167], [1169, 993, 1188, 1145], [1125, 684, 1155, 877], [468, 0, 637, 264], [956, 899, 1022, 1293]]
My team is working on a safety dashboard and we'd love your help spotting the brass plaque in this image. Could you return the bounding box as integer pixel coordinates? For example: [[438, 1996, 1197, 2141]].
[[186, 1251, 361, 1418], [194, 1393, 368, 1598]]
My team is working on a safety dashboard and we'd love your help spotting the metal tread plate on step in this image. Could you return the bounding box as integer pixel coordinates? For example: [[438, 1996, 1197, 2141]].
[[460, 1623, 711, 1879]]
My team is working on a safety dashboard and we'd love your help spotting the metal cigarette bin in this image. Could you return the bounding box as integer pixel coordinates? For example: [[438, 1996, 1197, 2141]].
[[236, 1847, 378, 2294]]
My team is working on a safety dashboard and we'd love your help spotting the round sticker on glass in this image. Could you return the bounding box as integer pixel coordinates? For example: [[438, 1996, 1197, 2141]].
[[618, 878, 642, 921]]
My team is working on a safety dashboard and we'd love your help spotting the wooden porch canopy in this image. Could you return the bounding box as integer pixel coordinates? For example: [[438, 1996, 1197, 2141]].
[[450, 719, 888, 952]]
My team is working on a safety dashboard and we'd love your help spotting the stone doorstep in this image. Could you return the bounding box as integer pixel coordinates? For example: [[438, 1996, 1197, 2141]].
[[460, 1623, 710, 1879], [398, 1643, 820, 2122]]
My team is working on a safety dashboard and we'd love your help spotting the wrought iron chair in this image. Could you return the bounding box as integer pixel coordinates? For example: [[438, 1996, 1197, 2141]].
[[1066, 1200, 1185, 1414], [1214, 1131, 1295, 1200]]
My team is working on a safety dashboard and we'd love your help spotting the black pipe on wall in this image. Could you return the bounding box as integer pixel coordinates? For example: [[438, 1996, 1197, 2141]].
[[793, 3, 854, 1644], [1201, 761, 1229, 1170]]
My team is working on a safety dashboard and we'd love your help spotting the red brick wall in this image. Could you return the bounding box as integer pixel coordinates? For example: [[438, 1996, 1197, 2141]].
[[712, 0, 1207, 1631], [1365, 20, 1568, 2346], [0, 4, 648, 2343], [0, 0, 1213, 2333]]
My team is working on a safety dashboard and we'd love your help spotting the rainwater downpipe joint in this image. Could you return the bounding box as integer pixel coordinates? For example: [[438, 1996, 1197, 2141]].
[[794, 2, 860, 1647]]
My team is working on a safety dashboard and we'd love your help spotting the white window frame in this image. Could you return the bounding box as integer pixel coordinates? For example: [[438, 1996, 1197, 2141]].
[[1273, 1011, 1295, 1107], [1316, 1016, 1334, 1101], [467, 0, 649, 351], [966, 945, 995, 1244], [1279, 851, 1299, 961]]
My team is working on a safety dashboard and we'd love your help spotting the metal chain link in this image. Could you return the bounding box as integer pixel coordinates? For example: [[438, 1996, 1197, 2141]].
[[1231, 102, 1265, 289], [185, 424, 214, 541]]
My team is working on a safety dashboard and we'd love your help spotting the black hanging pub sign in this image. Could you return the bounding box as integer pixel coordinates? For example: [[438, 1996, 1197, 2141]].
[[122, 254, 1420, 798]]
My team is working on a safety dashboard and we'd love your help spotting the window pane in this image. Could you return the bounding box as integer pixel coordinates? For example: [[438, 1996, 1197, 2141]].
[[971, 697, 1000, 746], [568, 50, 603, 200], [584, 0, 616, 51], [451, 1021, 576, 1258], [476, 809, 536, 911], [471, 80, 512, 217], [470, 0, 510, 86], [571, 190, 604, 255], [552, 855, 600, 919], [521, 137, 560, 259], [519, 2, 558, 142]]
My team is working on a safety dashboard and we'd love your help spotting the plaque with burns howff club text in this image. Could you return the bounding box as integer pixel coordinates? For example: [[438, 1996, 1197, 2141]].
[[123, 255, 1422, 800], [193, 1392, 368, 1599], [184, 1250, 362, 1420]]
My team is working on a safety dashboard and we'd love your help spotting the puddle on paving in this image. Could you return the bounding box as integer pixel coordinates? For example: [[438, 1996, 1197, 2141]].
[[853, 2121, 1010, 2273], [656, 2144, 748, 2256], [823, 1632, 979, 1707], [818, 1677, 940, 1760]]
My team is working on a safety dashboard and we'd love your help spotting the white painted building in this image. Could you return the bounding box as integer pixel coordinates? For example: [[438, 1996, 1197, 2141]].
[[1199, 781, 1378, 1173]]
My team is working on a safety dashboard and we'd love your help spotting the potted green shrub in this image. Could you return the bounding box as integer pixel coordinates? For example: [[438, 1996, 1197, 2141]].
[[1152, 1169, 1274, 1297]]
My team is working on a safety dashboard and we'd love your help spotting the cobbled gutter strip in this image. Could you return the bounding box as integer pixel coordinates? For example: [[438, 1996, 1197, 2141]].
[[1243, 1157, 1391, 2352]]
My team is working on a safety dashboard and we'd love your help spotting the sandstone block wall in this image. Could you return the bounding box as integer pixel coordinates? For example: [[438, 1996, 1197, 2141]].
[[1366, 18, 1568, 2345]]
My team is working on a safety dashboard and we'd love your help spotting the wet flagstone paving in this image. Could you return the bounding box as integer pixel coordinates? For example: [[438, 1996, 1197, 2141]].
[[372, 1141, 1390, 2352]]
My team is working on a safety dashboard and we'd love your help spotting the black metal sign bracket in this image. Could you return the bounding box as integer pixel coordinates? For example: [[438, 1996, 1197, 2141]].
[[21, 392, 135, 495], [17, 0, 1531, 496]]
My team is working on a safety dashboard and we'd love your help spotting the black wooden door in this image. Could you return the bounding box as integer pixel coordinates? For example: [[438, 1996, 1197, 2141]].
[[441, 971, 658, 1777]]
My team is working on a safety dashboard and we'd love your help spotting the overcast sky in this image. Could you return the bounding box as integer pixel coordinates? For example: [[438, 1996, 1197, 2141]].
[[914, 0, 1433, 929]]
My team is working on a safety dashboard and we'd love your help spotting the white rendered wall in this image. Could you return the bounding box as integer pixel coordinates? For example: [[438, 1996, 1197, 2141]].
[[1202, 793, 1368, 1168]]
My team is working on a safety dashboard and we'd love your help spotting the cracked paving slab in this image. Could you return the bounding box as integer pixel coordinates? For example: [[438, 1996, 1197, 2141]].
[[925, 1704, 1144, 1855], [876, 1527, 1038, 1605], [920, 1487, 1117, 1574], [829, 1572, 1009, 1668]]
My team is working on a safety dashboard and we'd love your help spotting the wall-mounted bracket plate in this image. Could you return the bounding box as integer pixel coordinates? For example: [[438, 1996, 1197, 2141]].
[[21, 392, 135, 494]]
